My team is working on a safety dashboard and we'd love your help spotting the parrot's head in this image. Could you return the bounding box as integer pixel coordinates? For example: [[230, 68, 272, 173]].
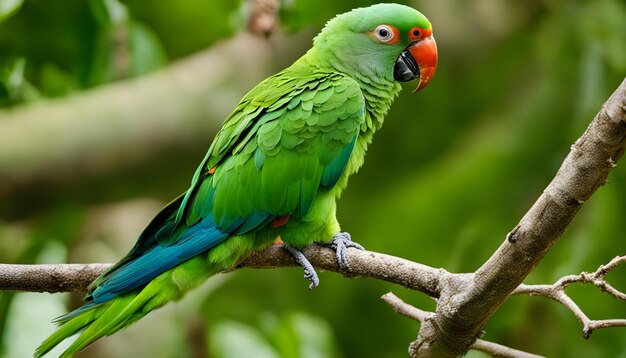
[[312, 3, 437, 92]]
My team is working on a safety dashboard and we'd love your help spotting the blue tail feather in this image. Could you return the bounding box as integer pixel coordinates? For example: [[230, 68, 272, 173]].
[[88, 215, 229, 304]]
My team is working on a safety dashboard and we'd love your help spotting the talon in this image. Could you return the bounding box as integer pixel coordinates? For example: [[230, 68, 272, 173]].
[[283, 245, 319, 289], [329, 232, 365, 270]]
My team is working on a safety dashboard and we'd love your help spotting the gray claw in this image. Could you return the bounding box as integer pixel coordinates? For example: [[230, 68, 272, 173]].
[[283, 245, 319, 289], [330, 232, 365, 269]]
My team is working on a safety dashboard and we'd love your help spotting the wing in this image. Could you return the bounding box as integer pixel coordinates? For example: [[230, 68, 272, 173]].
[[82, 69, 365, 306], [176, 72, 365, 229], [181, 70, 365, 231]]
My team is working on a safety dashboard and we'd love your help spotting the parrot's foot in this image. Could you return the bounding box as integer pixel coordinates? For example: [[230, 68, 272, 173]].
[[283, 245, 319, 290], [329, 232, 365, 269]]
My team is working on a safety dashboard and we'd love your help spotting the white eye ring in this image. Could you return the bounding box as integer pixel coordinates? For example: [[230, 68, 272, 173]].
[[374, 25, 394, 42]]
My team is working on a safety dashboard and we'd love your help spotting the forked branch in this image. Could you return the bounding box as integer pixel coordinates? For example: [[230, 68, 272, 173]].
[[381, 292, 544, 358], [513, 255, 626, 339]]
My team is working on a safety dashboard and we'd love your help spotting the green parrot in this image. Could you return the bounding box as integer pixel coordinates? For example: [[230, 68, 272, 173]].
[[36, 3, 437, 357]]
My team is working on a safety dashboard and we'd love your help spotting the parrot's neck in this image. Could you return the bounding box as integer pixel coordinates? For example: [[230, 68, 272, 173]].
[[304, 48, 402, 140], [299, 47, 403, 196], [353, 70, 402, 138]]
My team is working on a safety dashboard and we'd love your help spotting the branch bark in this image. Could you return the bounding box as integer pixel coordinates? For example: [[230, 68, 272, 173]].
[[0, 263, 111, 293], [0, 245, 446, 296]]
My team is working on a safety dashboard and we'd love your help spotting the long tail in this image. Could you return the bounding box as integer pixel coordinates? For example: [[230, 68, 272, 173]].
[[35, 255, 219, 358], [36, 182, 273, 356]]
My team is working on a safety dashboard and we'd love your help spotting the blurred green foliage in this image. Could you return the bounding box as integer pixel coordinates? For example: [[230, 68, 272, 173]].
[[1, 0, 626, 357]]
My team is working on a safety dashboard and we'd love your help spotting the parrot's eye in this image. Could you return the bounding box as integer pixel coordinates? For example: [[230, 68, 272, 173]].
[[373, 25, 396, 43], [409, 27, 423, 41]]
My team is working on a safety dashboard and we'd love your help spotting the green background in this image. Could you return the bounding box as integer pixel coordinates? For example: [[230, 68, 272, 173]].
[[1, 0, 625, 357]]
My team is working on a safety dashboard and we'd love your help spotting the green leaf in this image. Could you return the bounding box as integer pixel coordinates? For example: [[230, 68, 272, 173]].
[[0, 0, 23, 24], [128, 21, 168, 76], [88, 0, 127, 27], [285, 313, 337, 358], [210, 321, 279, 358], [258, 312, 338, 358], [0, 58, 39, 107], [39, 63, 78, 98]]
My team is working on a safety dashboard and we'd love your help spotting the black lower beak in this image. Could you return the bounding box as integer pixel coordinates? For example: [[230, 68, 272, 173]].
[[393, 48, 420, 82]]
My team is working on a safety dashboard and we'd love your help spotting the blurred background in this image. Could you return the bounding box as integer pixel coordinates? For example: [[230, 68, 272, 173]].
[[1, 0, 625, 357]]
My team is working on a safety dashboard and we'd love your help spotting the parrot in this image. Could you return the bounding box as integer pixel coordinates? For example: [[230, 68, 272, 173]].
[[35, 3, 437, 357]]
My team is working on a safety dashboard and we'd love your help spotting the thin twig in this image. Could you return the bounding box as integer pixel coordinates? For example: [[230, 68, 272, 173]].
[[381, 292, 432, 322], [472, 340, 544, 358], [381, 292, 544, 358], [512, 255, 626, 338]]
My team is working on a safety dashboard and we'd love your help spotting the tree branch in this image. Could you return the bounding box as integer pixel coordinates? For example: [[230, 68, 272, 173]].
[[513, 255, 626, 339], [0, 244, 446, 297], [381, 293, 544, 358], [410, 77, 626, 356], [0, 263, 111, 293]]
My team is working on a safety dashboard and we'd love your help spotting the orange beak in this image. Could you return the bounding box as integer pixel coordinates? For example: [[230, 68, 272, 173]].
[[393, 36, 438, 92], [409, 36, 437, 91]]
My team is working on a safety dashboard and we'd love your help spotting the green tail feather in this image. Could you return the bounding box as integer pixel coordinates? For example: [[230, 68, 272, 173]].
[[36, 255, 219, 357], [35, 304, 106, 358], [35, 294, 142, 358]]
